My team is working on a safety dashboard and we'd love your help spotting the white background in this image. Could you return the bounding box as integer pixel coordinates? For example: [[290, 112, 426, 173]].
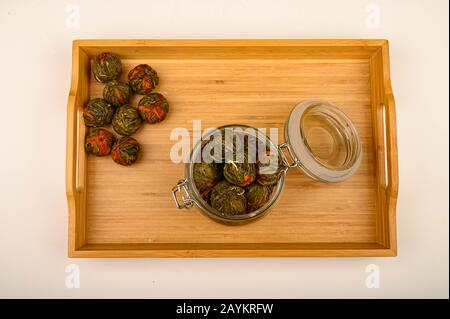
[[0, 0, 448, 299]]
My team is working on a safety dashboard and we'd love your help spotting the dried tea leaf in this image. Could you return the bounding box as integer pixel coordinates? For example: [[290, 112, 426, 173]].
[[92, 52, 122, 83], [103, 80, 131, 108], [83, 98, 114, 127], [112, 105, 141, 136], [112, 137, 140, 166], [256, 150, 284, 186], [193, 162, 223, 199], [128, 64, 159, 95], [245, 183, 273, 212], [85, 128, 115, 156], [137, 93, 169, 124], [210, 180, 247, 215]]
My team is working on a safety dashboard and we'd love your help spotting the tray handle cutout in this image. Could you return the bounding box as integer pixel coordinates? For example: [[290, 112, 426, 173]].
[[383, 93, 399, 200], [66, 94, 78, 201]]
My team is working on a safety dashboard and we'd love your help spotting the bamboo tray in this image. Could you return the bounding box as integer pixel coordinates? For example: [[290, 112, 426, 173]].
[[66, 40, 398, 257]]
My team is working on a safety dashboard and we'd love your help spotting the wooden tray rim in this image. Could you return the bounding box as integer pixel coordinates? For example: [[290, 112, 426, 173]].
[[66, 39, 398, 258]]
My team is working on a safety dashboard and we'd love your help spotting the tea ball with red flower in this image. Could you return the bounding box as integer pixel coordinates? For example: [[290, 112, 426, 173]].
[[111, 137, 141, 166], [92, 52, 122, 83], [103, 80, 131, 108], [137, 93, 169, 124], [85, 128, 115, 156], [128, 64, 159, 95], [256, 150, 284, 186], [83, 98, 114, 127]]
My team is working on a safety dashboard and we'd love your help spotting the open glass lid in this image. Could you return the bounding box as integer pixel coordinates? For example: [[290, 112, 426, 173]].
[[282, 99, 363, 183]]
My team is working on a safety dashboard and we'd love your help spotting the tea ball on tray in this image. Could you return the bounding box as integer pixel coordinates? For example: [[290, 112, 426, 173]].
[[111, 137, 141, 166], [83, 98, 114, 127], [137, 93, 169, 124], [103, 80, 132, 108], [92, 52, 122, 83], [128, 64, 159, 95], [111, 105, 142, 136], [85, 128, 115, 156]]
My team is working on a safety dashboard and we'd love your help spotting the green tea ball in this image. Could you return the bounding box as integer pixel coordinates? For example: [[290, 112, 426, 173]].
[[245, 183, 273, 212], [200, 134, 226, 164], [128, 64, 159, 95], [112, 105, 141, 136], [92, 52, 122, 83], [210, 180, 247, 215], [85, 128, 115, 156], [137, 93, 169, 124], [83, 98, 114, 127], [193, 162, 223, 199], [256, 150, 284, 186], [111, 137, 140, 166], [103, 80, 131, 108], [223, 160, 256, 187]]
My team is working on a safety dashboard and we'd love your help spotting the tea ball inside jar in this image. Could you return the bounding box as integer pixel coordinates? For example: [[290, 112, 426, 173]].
[[256, 150, 284, 186], [193, 162, 224, 199], [223, 157, 256, 187], [210, 180, 247, 215], [245, 183, 273, 212]]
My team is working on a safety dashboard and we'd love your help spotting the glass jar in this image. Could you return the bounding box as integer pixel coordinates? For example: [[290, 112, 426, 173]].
[[172, 99, 362, 225]]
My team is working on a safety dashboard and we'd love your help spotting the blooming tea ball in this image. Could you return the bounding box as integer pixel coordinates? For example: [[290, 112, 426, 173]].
[[128, 64, 159, 95], [112, 105, 141, 136], [103, 80, 131, 108], [245, 183, 272, 212], [256, 150, 284, 186], [92, 52, 122, 83], [200, 129, 241, 164], [210, 180, 247, 215], [111, 137, 141, 166], [85, 128, 115, 156], [193, 162, 223, 199], [83, 98, 114, 127], [137, 93, 169, 124], [223, 158, 256, 187]]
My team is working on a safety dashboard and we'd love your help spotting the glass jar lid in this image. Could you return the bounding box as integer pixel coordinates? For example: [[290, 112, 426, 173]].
[[284, 99, 362, 182]]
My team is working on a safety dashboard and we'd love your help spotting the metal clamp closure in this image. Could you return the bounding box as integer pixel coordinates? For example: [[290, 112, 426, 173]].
[[172, 179, 195, 209], [278, 142, 299, 170]]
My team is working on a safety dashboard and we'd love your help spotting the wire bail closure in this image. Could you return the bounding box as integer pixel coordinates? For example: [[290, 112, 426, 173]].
[[278, 142, 299, 170], [172, 179, 195, 209]]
